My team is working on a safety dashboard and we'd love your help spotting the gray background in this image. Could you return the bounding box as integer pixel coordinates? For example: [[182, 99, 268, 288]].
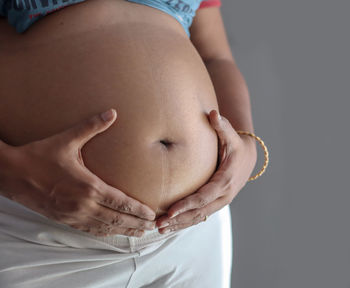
[[220, 0, 350, 287]]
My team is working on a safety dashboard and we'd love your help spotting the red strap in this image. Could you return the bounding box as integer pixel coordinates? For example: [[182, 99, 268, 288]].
[[198, 0, 222, 9]]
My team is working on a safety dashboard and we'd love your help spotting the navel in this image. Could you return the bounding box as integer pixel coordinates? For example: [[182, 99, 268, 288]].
[[159, 139, 173, 149]]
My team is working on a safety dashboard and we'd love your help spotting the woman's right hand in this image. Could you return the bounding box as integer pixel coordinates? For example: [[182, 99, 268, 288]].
[[0, 108, 156, 237]]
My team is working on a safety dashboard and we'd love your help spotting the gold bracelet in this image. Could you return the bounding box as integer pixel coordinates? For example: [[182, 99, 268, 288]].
[[236, 130, 269, 181]]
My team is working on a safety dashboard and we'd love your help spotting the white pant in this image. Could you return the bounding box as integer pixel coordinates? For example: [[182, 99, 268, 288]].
[[0, 194, 232, 288]]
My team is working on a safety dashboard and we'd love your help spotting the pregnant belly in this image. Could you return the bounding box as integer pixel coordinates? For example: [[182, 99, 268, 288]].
[[0, 0, 219, 217]]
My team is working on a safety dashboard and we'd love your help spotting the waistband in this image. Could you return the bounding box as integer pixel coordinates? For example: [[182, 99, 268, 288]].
[[0, 194, 189, 254], [82, 221, 185, 252]]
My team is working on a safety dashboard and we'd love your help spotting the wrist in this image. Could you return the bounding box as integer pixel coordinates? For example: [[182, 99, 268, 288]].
[[239, 133, 258, 162], [240, 133, 257, 149]]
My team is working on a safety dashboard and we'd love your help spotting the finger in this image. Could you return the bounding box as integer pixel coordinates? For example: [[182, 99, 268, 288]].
[[208, 110, 240, 142], [70, 217, 145, 237], [88, 203, 156, 230], [158, 198, 228, 234], [57, 108, 117, 149], [166, 181, 224, 219], [155, 214, 170, 228], [96, 183, 156, 221]]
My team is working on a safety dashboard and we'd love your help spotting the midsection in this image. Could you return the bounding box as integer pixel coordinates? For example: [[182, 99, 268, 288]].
[[0, 0, 219, 217]]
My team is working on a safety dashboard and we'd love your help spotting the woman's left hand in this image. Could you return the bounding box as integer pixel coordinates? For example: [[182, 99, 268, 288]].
[[156, 109, 258, 234]]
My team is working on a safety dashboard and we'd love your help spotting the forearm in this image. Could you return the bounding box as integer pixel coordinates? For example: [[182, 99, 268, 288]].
[[205, 58, 257, 149]]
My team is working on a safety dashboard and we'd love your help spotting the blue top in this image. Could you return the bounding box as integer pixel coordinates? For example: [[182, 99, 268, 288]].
[[0, 0, 207, 37]]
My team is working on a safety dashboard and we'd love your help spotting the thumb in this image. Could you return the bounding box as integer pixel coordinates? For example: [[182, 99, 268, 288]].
[[208, 109, 239, 145], [59, 108, 117, 149], [208, 109, 227, 136]]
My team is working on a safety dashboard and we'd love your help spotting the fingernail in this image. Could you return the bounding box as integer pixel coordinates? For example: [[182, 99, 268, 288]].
[[217, 113, 222, 120], [158, 222, 169, 229], [169, 211, 179, 219], [101, 109, 115, 122], [163, 228, 171, 234]]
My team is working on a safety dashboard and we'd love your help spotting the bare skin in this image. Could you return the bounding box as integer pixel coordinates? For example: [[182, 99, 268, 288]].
[[0, 0, 221, 237], [0, 1, 258, 238]]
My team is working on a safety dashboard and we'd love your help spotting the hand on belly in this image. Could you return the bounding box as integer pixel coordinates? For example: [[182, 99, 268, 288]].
[[0, 109, 160, 238]]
